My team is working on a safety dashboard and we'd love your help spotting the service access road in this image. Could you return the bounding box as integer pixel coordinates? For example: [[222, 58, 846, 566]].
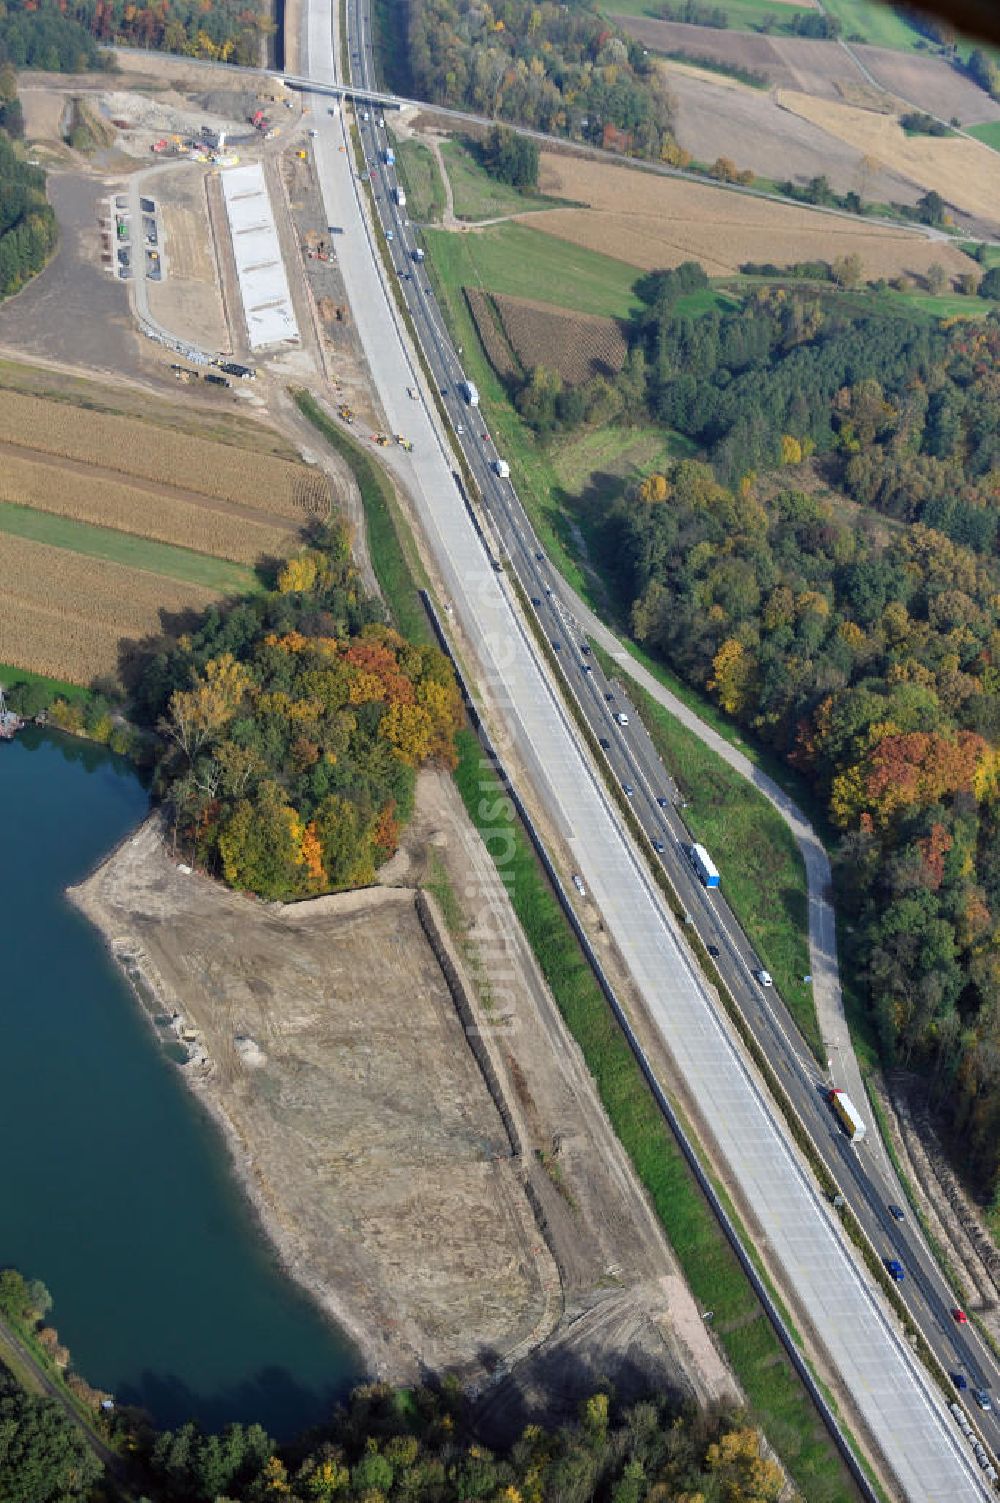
[[298, 1, 993, 1496]]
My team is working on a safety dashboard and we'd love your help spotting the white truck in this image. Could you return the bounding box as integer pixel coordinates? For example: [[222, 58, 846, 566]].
[[461, 380, 480, 407], [394, 185, 406, 207], [493, 458, 510, 478], [689, 843, 720, 889], [384, 146, 395, 166], [828, 1088, 867, 1143]]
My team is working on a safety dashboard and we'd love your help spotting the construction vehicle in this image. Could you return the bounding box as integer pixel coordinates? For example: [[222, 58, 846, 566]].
[[338, 404, 354, 424], [370, 432, 390, 446], [296, 149, 308, 160]]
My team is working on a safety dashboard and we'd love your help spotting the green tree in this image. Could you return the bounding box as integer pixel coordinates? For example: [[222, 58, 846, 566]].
[[0, 1381, 102, 1503]]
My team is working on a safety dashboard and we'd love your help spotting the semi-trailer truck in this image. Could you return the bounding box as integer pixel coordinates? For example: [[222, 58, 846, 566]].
[[689, 843, 720, 889], [828, 1088, 867, 1143], [461, 381, 480, 407]]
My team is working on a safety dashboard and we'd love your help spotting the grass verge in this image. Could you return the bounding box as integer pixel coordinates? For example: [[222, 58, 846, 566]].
[[439, 138, 559, 220], [821, 0, 922, 47], [591, 642, 820, 1059], [0, 661, 89, 702], [0, 501, 257, 594], [452, 725, 860, 1503], [393, 136, 446, 224], [291, 390, 432, 644]]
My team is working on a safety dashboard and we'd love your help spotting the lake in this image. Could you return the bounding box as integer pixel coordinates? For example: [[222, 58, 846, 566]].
[[0, 727, 356, 1436]]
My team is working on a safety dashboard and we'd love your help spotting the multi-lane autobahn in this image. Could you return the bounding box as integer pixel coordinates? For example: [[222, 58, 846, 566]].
[[297, 0, 997, 1493]]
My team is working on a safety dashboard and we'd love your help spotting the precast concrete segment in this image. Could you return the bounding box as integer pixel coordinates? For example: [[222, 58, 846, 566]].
[[221, 163, 299, 348], [302, 5, 989, 1497]]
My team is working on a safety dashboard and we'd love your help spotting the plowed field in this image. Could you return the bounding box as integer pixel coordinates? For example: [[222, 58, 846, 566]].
[[528, 153, 977, 280], [0, 532, 218, 683], [492, 295, 628, 385]]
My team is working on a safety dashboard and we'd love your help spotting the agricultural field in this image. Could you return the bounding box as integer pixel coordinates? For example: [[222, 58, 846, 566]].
[[492, 295, 628, 384], [777, 91, 1000, 224], [0, 449, 296, 566], [604, 0, 817, 23], [0, 503, 257, 594], [854, 45, 1000, 125], [0, 390, 330, 519], [661, 60, 922, 202], [821, 0, 922, 49], [439, 138, 556, 220], [423, 222, 643, 319], [0, 380, 323, 685], [0, 532, 220, 684], [465, 289, 521, 380], [616, 18, 870, 97], [528, 151, 978, 278]]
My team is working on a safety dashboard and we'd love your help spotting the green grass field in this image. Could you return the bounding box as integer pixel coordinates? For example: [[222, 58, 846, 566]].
[[606, 0, 812, 22], [967, 120, 1000, 151], [393, 137, 447, 224], [0, 502, 257, 594], [821, 0, 922, 47], [592, 646, 821, 1056], [0, 661, 89, 703], [439, 138, 557, 220], [425, 222, 643, 320], [452, 728, 858, 1503]]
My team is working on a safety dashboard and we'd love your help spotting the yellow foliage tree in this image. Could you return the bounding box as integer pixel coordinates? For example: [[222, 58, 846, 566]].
[[637, 472, 671, 504], [277, 554, 320, 594], [380, 701, 433, 765], [163, 652, 251, 761], [780, 434, 802, 465], [708, 638, 756, 717]]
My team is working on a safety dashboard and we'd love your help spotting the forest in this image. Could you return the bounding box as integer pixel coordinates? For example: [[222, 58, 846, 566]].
[[493, 263, 1000, 1199], [134, 520, 463, 901], [1, 0, 271, 66], [404, 0, 677, 160], [0, 64, 57, 299]]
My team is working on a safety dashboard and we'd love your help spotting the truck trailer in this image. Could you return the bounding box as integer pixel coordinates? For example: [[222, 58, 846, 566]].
[[461, 381, 480, 407], [689, 843, 720, 889], [828, 1088, 867, 1143]]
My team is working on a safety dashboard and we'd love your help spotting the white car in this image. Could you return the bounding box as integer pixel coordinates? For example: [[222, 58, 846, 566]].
[[615, 712, 629, 727], [571, 873, 587, 897], [754, 968, 773, 988]]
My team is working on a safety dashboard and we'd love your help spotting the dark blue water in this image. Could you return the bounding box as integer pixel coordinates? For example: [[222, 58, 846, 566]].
[[0, 728, 356, 1436]]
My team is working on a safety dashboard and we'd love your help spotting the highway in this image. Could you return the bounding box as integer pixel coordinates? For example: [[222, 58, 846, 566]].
[[299, 0, 996, 1494]]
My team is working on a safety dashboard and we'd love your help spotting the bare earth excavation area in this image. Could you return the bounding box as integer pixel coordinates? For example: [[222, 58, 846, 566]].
[[71, 774, 732, 1427]]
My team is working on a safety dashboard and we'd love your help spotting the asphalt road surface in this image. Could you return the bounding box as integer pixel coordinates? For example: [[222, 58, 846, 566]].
[[297, 3, 995, 1495]]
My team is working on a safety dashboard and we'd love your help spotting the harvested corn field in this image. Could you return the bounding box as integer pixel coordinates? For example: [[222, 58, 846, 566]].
[[528, 153, 978, 279], [776, 91, 1000, 226], [492, 295, 628, 385], [0, 532, 219, 683], [0, 390, 331, 519], [465, 288, 520, 379], [0, 449, 299, 566]]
